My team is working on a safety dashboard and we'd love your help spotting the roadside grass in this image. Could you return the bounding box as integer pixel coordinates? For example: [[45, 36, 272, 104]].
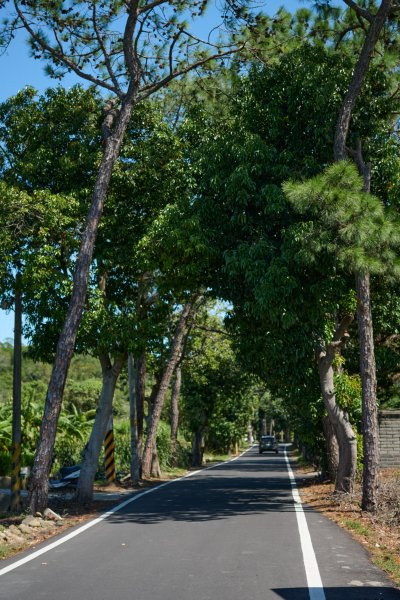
[[297, 464, 400, 587], [343, 518, 372, 537]]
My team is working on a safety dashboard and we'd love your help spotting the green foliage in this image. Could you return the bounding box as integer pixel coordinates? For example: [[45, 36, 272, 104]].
[[284, 161, 400, 276], [182, 307, 256, 454], [0, 452, 11, 476]]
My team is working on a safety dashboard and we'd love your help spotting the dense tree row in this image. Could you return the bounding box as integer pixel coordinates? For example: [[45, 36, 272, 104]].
[[0, 0, 399, 514]]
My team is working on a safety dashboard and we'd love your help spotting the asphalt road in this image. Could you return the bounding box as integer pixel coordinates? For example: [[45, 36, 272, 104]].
[[1, 447, 399, 600]]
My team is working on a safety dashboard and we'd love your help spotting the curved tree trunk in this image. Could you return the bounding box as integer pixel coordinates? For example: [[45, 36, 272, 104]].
[[142, 300, 196, 478], [76, 355, 125, 505], [29, 88, 138, 514], [318, 316, 357, 493], [322, 415, 339, 482]]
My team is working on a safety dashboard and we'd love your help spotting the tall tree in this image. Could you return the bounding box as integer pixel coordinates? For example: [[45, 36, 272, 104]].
[[332, 0, 396, 512], [2, 0, 244, 512]]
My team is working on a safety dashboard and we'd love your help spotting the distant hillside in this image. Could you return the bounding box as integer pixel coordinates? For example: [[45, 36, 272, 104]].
[[0, 342, 116, 412]]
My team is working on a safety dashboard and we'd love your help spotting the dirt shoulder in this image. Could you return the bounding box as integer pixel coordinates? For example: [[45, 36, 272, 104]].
[[295, 462, 400, 587]]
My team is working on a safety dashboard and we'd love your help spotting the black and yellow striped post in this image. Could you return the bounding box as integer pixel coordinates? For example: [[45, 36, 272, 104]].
[[9, 442, 22, 512], [104, 418, 116, 483]]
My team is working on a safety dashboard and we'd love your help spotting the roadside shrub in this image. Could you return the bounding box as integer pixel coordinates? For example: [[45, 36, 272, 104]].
[[377, 470, 400, 527], [54, 437, 86, 471], [0, 451, 11, 476]]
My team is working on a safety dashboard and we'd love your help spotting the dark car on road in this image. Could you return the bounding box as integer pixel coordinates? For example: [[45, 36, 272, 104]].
[[259, 435, 279, 454]]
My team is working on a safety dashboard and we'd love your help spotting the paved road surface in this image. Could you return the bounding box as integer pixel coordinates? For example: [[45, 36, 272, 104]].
[[1, 447, 399, 600]]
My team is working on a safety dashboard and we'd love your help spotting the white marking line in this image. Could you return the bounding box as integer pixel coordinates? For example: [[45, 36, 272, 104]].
[[0, 447, 252, 577], [284, 450, 326, 600]]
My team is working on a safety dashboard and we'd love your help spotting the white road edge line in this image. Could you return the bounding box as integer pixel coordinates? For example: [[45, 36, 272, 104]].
[[0, 447, 252, 577], [284, 449, 326, 600]]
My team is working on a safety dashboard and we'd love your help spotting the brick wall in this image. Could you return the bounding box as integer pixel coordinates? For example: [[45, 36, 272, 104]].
[[379, 410, 400, 468]]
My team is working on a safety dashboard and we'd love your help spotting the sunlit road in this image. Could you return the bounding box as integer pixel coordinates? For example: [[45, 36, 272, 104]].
[[1, 447, 399, 600]]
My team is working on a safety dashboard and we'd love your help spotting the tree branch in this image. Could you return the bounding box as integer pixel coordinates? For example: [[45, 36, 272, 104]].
[[13, 1, 120, 96], [138, 44, 246, 100], [92, 1, 122, 95], [342, 0, 373, 23]]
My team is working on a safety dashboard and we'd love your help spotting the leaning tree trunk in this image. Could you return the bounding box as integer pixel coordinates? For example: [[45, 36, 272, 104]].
[[318, 316, 357, 493], [146, 376, 162, 479], [322, 415, 339, 483], [142, 301, 196, 478], [333, 0, 392, 512], [76, 355, 125, 505], [170, 365, 182, 454], [129, 352, 146, 484], [29, 87, 138, 514]]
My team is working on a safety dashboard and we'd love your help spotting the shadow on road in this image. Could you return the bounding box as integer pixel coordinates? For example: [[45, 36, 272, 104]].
[[273, 587, 400, 599], [106, 456, 315, 525]]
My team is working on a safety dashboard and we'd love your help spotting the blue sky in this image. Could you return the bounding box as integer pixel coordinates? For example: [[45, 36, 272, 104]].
[[0, 0, 303, 343]]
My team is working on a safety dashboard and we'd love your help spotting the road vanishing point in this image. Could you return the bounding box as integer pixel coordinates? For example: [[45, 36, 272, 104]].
[[1, 447, 399, 600]]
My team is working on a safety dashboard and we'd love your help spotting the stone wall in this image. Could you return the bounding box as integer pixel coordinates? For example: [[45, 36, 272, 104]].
[[379, 410, 400, 468]]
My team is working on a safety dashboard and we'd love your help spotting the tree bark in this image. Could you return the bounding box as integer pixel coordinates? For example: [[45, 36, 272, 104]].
[[141, 301, 196, 478], [10, 273, 22, 513], [318, 316, 357, 493], [192, 428, 205, 467], [356, 272, 379, 511], [333, 0, 393, 161], [28, 87, 138, 514], [322, 414, 339, 482], [170, 365, 182, 452], [136, 352, 146, 474], [128, 353, 146, 484], [128, 354, 139, 484], [75, 354, 125, 505], [333, 0, 391, 511]]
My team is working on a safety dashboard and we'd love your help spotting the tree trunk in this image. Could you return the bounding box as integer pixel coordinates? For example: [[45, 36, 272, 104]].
[[322, 414, 339, 482], [247, 422, 253, 445], [76, 355, 125, 505], [356, 272, 379, 511], [142, 301, 196, 478], [192, 428, 205, 467], [128, 354, 139, 484], [128, 353, 146, 484], [136, 352, 146, 477], [318, 315, 357, 492], [333, 0, 392, 512], [333, 0, 393, 161], [261, 416, 267, 436], [150, 447, 162, 479], [28, 89, 138, 514], [170, 365, 182, 452], [10, 273, 22, 513], [318, 338, 357, 493]]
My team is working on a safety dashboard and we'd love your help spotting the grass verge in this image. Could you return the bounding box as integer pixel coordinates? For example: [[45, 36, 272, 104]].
[[297, 465, 400, 587]]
